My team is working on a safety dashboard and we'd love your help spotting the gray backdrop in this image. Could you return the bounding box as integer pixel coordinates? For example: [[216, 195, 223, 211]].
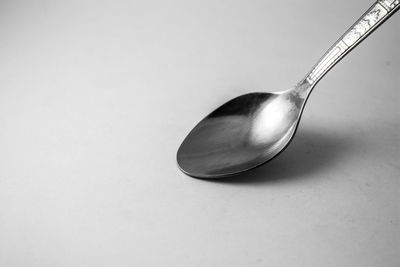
[[0, 0, 399, 266]]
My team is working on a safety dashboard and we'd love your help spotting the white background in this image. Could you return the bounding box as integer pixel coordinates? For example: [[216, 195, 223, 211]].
[[0, 0, 399, 266]]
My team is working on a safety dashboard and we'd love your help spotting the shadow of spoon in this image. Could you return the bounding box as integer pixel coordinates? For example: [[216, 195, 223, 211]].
[[204, 126, 357, 185]]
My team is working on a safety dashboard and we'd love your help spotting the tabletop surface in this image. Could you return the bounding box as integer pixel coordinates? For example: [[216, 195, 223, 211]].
[[0, 0, 399, 266]]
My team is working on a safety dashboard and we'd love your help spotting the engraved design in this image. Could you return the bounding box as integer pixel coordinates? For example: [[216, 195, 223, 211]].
[[379, 0, 400, 10], [342, 4, 387, 46]]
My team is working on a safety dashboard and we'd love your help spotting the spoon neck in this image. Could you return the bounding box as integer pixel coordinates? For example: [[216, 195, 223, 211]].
[[292, 78, 314, 100]]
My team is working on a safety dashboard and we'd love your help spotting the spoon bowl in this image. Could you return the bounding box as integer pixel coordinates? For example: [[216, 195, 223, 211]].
[[177, 82, 311, 178]]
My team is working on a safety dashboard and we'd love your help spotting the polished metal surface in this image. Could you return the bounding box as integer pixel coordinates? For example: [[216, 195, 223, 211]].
[[177, 0, 400, 178]]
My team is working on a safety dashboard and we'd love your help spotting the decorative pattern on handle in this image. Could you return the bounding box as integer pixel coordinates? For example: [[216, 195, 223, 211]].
[[306, 0, 399, 85], [342, 4, 387, 46], [380, 0, 400, 10]]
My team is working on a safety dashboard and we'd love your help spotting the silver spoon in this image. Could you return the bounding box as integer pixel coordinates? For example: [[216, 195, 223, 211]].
[[177, 1, 399, 178]]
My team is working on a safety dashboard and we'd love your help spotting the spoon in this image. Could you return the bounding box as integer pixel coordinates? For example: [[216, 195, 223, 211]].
[[177, 0, 399, 178]]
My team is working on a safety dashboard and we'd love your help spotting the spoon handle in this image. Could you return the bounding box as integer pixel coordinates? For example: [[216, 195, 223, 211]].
[[305, 0, 399, 85]]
